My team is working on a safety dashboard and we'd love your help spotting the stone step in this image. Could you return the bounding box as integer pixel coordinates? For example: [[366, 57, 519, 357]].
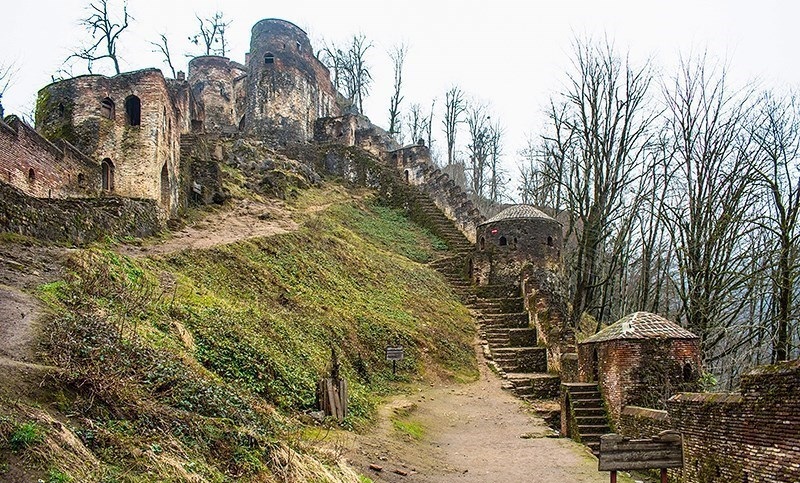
[[571, 398, 603, 408], [575, 415, 608, 425], [573, 407, 606, 417]]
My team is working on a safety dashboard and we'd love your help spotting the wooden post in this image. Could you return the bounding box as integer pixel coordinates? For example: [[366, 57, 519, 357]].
[[661, 468, 668, 483], [610, 470, 617, 483]]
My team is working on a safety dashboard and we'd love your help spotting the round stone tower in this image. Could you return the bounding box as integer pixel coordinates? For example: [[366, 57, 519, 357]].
[[188, 56, 247, 134], [244, 19, 338, 143], [472, 205, 563, 286]]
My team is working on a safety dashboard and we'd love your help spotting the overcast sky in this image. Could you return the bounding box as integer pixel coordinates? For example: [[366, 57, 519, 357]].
[[2, 0, 798, 201]]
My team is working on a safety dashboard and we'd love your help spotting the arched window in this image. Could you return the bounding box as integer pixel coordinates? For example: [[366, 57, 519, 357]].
[[499, 236, 508, 246], [404, 170, 409, 183], [101, 158, 114, 191], [160, 163, 170, 206], [27, 168, 35, 182], [100, 97, 115, 119], [125, 95, 141, 126], [479, 237, 485, 251], [265, 53, 275, 64], [77, 173, 85, 187], [547, 235, 554, 247]]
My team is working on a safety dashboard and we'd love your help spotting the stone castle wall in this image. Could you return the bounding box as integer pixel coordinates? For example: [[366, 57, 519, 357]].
[[245, 19, 339, 143], [0, 116, 100, 199], [391, 145, 483, 243], [36, 69, 184, 216], [0, 181, 161, 245]]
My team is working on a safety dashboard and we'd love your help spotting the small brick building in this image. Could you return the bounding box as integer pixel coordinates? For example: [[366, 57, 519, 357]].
[[471, 205, 562, 286], [578, 311, 702, 424]]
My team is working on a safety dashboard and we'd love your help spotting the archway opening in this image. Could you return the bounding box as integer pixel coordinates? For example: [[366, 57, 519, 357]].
[[101, 158, 114, 191], [499, 236, 508, 246], [160, 163, 170, 207], [27, 168, 35, 182], [125, 95, 141, 126]]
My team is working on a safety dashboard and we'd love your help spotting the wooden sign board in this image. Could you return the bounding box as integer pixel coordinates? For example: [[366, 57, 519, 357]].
[[598, 431, 683, 471], [386, 346, 404, 361]]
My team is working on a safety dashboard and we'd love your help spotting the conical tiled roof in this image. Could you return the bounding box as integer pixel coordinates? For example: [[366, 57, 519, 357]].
[[479, 204, 554, 226], [581, 312, 698, 344]]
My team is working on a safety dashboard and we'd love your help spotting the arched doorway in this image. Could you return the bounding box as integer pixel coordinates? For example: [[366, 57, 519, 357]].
[[160, 163, 170, 207], [101, 158, 114, 191]]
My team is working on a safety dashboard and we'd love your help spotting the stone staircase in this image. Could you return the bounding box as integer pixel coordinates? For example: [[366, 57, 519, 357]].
[[412, 189, 561, 425], [562, 383, 612, 454], [471, 285, 561, 403]]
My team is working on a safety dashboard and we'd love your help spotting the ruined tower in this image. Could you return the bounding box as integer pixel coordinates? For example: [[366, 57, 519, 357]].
[[188, 56, 247, 134], [244, 19, 339, 143]]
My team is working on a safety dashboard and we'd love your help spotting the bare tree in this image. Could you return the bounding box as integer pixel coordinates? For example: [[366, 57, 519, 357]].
[[0, 61, 17, 118], [387, 44, 408, 139], [487, 121, 506, 202], [406, 102, 429, 144], [427, 98, 436, 152], [150, 34, 177, 78], [466, 102, 491, 197], [190, 12, 231, 57], [68, 0, 131, 75], [320, 43, 345, 93], [751, 90, 800, 362], [542, 36, 656, 329], [659, 56, 759, 374], [443, 86, 466, 167]]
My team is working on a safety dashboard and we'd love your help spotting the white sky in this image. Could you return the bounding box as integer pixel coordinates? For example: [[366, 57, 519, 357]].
[[2, 0, 799, 201]]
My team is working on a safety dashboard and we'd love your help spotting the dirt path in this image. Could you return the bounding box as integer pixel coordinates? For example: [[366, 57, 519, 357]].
[[336, 343, 635, 483], [123, 199, 300, 257]]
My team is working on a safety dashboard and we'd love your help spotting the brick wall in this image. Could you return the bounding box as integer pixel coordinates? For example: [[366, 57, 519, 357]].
[[0, 116, 100, 198], [666, 359, 800, 483], [0, 181, 161, 245]]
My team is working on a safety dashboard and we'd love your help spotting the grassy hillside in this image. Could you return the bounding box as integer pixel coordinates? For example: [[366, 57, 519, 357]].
[[0, 190, 477, 482]]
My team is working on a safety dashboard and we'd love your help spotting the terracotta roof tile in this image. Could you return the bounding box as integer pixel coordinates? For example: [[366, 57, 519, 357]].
[[581, 311, 698, 344]]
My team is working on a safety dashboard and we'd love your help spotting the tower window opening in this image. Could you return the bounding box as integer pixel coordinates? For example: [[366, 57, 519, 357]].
[[125, 95, 141, 126], [100, 97, 115, 119], [27, 168, 35, 182], [547, 235, 554, 247], [683, 362, 694, 382], [479, 237, 485, 251], [265, 53, 275, 64], [296, 41, 301, 50], [499, 236, 508, 246], [101, 158, 115, 191]]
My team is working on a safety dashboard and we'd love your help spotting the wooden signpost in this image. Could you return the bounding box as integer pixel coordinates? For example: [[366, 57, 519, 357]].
[[598, 431, 683, 483], [386, 346, 404, 374]]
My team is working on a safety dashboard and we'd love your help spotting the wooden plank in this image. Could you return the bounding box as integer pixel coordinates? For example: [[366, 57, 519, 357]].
[[598, 432, 683, 472]]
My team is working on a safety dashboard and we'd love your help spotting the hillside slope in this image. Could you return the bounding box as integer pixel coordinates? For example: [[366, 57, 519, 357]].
[[0, 185, 477, 482]]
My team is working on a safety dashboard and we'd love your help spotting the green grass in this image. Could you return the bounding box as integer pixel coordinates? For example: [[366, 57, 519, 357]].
[[391, 419, 425, 441], [9, 422, 44, 451], [33, 193, 477, 481]]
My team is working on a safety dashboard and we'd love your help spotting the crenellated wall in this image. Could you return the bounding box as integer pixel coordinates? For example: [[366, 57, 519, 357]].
[[0, 115, 100, 198]]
